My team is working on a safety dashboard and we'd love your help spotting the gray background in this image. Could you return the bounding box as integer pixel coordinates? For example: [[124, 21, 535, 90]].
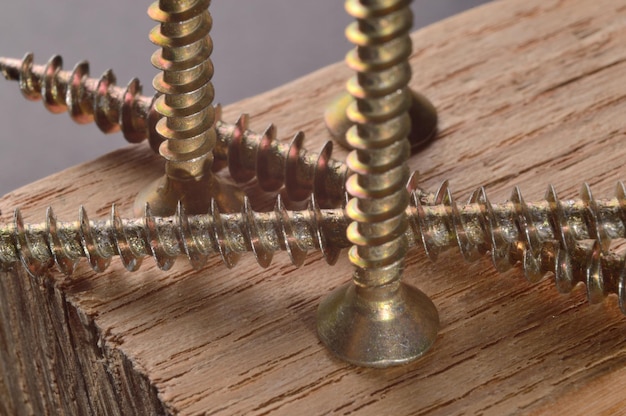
[[0, 1, 490, 195]]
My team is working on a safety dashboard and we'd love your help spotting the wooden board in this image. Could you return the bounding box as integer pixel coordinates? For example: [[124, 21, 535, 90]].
[[1, 0, 626, 414]]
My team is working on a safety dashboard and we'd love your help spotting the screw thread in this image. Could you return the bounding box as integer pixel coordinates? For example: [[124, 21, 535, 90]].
[[0, 53, 155, 143], [5, 181, 624, 310], [408, 180, 626, 312], [0, 54, 349, 206], [213, 110, 348, 207], [148, 0, 215, 180], [2, 195, 345, 276], [344, 0, 415, 287]]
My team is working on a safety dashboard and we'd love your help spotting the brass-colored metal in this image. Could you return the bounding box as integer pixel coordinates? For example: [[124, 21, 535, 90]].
[[0, 54, 348, 207], [317, 0, 439, 367], [0, 53, 157, 145], [2, 1, 624, 371], [214, 112, 346, 207], [134, 0, 243, 216], [3, 181, 626, 314], [325, 89, 438, 152]]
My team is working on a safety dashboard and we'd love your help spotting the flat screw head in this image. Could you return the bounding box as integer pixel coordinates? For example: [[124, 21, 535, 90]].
[[317, 281, 439, 368], [133, 172, 243, 217]]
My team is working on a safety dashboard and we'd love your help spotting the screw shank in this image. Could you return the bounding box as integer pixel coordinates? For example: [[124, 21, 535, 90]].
[[1, 183, 625, 311]]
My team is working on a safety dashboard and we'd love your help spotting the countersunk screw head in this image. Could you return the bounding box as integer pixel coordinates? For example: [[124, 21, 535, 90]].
[[317, 281, 439, 367]]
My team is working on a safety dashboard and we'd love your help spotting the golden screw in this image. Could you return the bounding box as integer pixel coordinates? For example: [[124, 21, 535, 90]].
[[3, 1, 622, 372], [134, 0, 242, 216], [0, 53, 157, 144], [4, 181, 626, 314], [325, 89, 438, 152], [323, 4, 438, 152], [0, 54, 348, 207], [316, 0, 439, 367]]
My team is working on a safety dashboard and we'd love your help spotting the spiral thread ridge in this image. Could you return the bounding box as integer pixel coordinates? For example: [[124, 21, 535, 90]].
[[1, 195, 344, 277], [407, 179, 626, 312], [0, 54, 348, 206], [343, 0, 414, 287], [0, 182, 626, 314], [0, 53, 155, 143], [213, 109, 348, 207], [148, 0, 215, 180], [5, 181, 623, 311]]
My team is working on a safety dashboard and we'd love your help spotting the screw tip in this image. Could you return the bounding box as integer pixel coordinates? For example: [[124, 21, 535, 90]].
[[0, 57, 21, 81]]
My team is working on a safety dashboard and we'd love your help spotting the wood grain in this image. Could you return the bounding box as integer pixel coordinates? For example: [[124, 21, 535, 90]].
[[1, 0, 626, 414]]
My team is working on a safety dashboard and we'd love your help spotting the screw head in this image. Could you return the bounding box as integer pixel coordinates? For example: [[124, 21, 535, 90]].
[[317, 281, 439, 368]]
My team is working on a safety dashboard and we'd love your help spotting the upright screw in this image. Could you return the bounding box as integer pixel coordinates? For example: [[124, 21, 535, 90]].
[[325, 89, 438, 152], [323, 4, 438, 151], [316, 0, 439, 367], [134, 0, 242, 216]]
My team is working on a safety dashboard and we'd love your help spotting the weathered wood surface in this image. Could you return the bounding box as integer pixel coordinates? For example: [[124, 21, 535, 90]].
[[1, 0, 626, 414]]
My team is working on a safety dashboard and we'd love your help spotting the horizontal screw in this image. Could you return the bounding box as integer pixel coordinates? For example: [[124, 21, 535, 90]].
[[3, 181, 625, 312], [0, 54, 349, 207], [213, 110, 347, 207], [0, 53, 156, 144]]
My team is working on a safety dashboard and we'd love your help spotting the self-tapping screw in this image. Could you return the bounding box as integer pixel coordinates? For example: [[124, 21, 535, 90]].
[[1, 0, 624, 371], [315, 0, 440, 367], [0, 54, 349, 208], [2, 181, 626, 314], [133, 0, 243, 216]]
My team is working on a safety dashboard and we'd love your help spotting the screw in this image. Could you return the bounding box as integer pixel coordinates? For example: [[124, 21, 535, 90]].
[[322, 1, 438, 152], [0, 53, 157, 144], [2, 181, 626, 312], [133, 0, 243, 216], [0, 54, 349, 207], [316, 0, 439, 368]]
